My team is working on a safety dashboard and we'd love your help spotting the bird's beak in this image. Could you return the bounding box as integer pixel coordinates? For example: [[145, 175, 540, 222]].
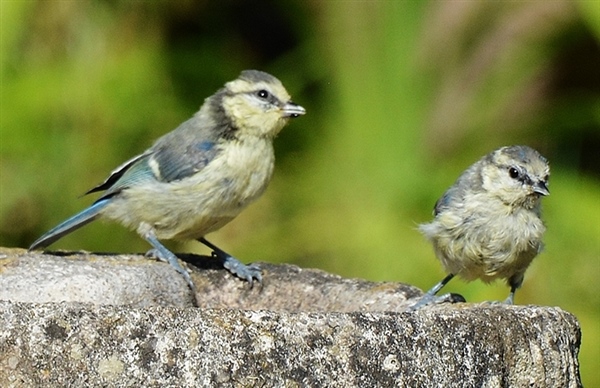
[[282, 101, 306, 118], [533, 181, 549, 196]]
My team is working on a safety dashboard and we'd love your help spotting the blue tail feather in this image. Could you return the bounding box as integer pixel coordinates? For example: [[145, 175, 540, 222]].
[[29, 199, 111, 250]]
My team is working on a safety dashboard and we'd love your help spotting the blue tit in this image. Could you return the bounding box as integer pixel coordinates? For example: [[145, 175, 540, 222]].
[[411, 145, 550, 309], [29, 70, 306, 294]]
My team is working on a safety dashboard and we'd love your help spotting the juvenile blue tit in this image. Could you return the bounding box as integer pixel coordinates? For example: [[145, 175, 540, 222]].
[[29, 70, 306, 294], [412, 145, 550, 309]]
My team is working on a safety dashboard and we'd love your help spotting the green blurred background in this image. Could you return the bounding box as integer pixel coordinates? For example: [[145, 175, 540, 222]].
[[1, 1, 598, 384]]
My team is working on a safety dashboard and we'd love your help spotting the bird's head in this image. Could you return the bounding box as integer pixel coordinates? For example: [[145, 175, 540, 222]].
[[218, 70, 305, 138], [481, 145, 550, 209]]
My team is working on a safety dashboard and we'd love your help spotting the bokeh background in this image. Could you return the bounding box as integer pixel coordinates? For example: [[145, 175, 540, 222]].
[[1, 1, 598, 385]]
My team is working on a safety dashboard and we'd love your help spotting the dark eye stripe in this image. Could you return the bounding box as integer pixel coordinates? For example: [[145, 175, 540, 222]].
[[254, 89, 280, 106]]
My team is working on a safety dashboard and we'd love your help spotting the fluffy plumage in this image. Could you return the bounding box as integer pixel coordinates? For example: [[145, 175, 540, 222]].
[[414, 145, 549, 308]]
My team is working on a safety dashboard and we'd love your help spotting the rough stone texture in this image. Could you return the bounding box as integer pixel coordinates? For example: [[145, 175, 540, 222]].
[[0, 247, 582, 387], [0, 248, 421, 311], [0, 248, 193, 307]]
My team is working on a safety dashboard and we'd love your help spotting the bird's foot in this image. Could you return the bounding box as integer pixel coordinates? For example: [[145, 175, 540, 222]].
[[143, 243, 197, 299], [503, 293, 515, 305], [198, 237, 262, 286], [484, 297, 514, 306], [215, 252, 262, 286], [479, 291, 515, 306], [408, 292, 466, 311]]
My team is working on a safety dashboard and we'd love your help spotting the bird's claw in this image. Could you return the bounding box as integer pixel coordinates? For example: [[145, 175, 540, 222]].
[[222, 256, 262, 286], [408, 292, 465, 311], [143, 245, 197, 297], [145, 248, 162, 261]]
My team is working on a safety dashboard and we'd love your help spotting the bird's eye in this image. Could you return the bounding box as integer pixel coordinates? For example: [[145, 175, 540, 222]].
[[508, 167, 520, 179], [257, 90, 270, 99]]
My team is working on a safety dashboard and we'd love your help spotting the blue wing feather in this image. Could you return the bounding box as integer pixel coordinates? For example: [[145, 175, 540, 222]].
[[29, 198, 111, 250], [85, 151, 151, 195]]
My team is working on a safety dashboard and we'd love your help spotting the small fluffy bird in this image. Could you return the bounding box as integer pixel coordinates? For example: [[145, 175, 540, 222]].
[[29, 70, 305, 293], [413, 145, 550, 309]]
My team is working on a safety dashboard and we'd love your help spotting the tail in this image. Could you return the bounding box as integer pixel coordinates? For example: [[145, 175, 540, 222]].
[[29, 198, 111, 250]]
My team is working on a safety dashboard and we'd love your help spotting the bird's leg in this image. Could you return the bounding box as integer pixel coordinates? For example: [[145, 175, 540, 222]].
[[503, 273, 523, 304], [504, 285, 516, 305], [408, 274, 465, 311], [198, 237, 262, 285], [144, 233, 197, 296], [427, 273, 456, 295]]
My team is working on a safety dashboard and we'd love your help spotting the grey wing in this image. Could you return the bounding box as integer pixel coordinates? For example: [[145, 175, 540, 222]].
[[433, 186, 460, 216], [87, 116, 222, 198], [99, 153, 160, 197], [432, 161, 482, 216], [151, 138, 220, 182], [149, 116, 222, 182]]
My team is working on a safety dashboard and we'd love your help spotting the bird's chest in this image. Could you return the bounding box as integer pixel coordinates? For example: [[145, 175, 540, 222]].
[[467, 201, 545, 254], [211, 139, 275, 210]]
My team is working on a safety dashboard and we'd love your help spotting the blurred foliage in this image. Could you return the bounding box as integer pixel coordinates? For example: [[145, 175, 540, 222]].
[[1, 0, 598, 385]]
